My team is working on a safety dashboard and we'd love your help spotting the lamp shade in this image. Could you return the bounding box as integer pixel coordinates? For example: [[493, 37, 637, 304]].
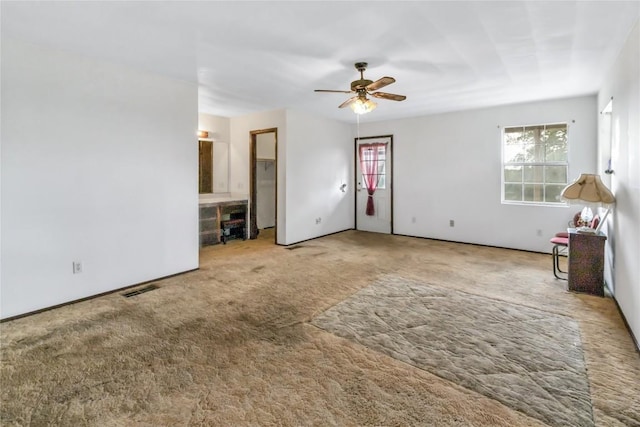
[[560, 174, 615, 205], [350, 98, 377, 115]]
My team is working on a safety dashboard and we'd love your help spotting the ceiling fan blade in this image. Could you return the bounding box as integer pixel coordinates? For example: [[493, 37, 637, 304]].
[[371, 92, 407, 101], [339, 96, 358, 109], [366, 76, 395, 91], [315, 89, 354, 94]]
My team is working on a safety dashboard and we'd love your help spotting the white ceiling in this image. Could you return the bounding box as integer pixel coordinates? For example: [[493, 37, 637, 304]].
[[2, 1, 639, 123]]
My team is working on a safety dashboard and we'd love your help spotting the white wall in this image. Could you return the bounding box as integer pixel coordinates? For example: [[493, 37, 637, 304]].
[[229, 109, 353, 245], [198, 113, 231, 143], [1, 39, 199, 319], [598, 20, 639, 348], [357, 96, 597, 253], [284, 110, 353, 244]]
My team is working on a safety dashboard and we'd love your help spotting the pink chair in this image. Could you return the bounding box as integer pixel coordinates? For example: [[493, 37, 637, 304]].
[[550, 235, 569, 280]]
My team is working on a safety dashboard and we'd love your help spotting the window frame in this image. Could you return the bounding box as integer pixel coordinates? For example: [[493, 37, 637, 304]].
[[501, 122, 570, 206]]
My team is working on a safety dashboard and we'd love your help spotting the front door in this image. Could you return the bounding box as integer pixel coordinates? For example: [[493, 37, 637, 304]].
[[355, 135, 392, 234]]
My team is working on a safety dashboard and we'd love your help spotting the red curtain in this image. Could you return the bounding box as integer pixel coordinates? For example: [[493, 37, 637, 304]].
[[358, 143, 385, 216]]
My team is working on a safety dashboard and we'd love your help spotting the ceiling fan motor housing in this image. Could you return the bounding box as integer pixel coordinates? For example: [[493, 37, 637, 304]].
[[352, 62, 372, 90], [351, 79, 373, 91]]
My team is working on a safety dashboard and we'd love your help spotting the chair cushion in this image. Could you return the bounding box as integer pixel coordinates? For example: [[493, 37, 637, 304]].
[[550, 236, 568, 246], [555, 232, 569, 238]]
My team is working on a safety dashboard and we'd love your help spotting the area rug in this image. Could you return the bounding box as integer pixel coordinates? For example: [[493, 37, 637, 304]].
[[311, 275, 594, 427]]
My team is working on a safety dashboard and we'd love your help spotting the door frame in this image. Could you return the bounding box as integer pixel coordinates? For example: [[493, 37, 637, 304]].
[[250, 128, 278, 241], [354, 134, 394, 234]]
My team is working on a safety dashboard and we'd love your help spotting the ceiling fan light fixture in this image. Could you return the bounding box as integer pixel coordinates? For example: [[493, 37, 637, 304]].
[[315, 62, 404, 115], [351, 97, 377, 115]]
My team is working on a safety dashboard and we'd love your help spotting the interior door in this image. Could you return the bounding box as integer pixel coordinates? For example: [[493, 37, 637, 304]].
[[356, 136, 392, 234]]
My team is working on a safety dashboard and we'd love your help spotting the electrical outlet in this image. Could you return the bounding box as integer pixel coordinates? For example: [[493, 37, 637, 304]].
[[315, 217, 322, 224], [411, 216, 416, 223], [72, 261, 82, 274], [449, 219, 455, 227], [536, 229, 543, 237]]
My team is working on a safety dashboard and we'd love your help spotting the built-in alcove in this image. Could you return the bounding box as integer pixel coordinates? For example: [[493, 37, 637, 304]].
[[198, 116, 249, 248], [199, 200, 248, 246]]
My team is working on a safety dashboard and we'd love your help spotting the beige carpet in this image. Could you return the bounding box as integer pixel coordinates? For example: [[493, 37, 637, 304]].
[[312, 276, 593, 426], [1, 230, 639, 426]]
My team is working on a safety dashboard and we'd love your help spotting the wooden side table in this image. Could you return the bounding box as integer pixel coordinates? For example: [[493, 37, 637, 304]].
[[567, 228, 607, 296]]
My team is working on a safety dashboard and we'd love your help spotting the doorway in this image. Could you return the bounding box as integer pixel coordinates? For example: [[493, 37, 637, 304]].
[[600, 98, 614, 293], [355, 135, 393, 234], [250, 128, 277, 242]]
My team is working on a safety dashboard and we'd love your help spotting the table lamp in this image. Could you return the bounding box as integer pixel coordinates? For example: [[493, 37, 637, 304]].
[[560, 174, 615, 233]]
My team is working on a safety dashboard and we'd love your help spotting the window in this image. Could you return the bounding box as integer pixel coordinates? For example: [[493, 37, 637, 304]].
[[359, 144, 386, 189], [502, 123, 568, 205]]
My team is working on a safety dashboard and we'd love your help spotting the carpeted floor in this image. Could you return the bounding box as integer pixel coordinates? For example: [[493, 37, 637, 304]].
[[312, 276, 593, 427], [1, 230, 639, 426]]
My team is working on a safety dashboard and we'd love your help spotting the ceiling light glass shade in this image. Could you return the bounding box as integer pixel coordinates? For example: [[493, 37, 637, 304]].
[[351, 98, 377, 115], [560, 173, 615, 206]]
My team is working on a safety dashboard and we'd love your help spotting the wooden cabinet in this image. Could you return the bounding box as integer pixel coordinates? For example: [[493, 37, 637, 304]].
[[199, 204, 219, 246], [568, 228, 607, 296], [199, 200, 248, 247]]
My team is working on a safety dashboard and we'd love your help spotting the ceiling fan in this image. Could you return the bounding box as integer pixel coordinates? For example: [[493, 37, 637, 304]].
[[315, 62, 406, 114]]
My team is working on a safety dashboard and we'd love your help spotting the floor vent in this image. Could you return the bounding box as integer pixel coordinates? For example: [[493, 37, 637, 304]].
[[122, 284, 159, 298]]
